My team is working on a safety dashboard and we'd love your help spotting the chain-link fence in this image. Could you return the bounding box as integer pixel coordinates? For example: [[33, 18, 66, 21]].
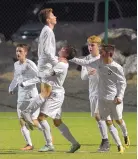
[[0, 0, 137, 111]]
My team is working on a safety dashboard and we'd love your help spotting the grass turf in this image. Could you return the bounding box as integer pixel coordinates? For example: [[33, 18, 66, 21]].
[[0, 112, 137, 159]]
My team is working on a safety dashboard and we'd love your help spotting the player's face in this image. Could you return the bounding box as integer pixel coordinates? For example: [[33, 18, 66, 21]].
[[88, 43, 99, 55], [16, 47, 27, 62], [58, 47, 69, 58], [47, 12, 57, 25]]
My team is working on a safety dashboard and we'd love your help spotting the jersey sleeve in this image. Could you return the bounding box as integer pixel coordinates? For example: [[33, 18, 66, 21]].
[[53, 62, 67, 76], [81, 66, 89, 80], [8, 63, 19, 92], [22, 77, 41, 87], [43, 30, 58, 66], [71, 56, 100, 68], [27, 61, 38, 76], [116, 66, 127, 100]]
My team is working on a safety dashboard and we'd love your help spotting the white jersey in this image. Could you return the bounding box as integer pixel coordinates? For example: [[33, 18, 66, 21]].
[[38, 25, 57, 72], [72, 58, 126, 101], [23, 57, 69, 94], [9, 59, 38, 102], [47, 61, 69, 93], [81, 54, 100, 98]]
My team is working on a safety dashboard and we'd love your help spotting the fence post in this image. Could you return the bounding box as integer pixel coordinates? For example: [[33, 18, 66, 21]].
[[104, 0, 109, 44]]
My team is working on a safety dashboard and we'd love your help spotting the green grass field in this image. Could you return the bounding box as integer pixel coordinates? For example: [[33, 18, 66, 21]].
[[0, 112, 137, 159]]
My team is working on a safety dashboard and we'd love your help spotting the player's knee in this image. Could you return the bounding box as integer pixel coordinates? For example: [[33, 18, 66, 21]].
[[53, 119, 62, 127], [38, 113, 46, 121], [19, 118, 25, 127], [106, 120, 113, 126], [115, 119, 123, 125], [94, 113, 100, 121], [41, 83, 52, 98]]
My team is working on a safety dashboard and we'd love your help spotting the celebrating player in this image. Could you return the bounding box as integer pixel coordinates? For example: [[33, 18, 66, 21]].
[[70, 44, 130, 153], [21, 45, 81, 153], [9, 44, 40, 150], [80, 35, 110, 152]]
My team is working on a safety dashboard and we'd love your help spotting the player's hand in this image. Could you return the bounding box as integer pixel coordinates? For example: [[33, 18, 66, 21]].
[[9, 91, 14, 95], [114, 97, 122, 104], [88, 69, 96, 75]]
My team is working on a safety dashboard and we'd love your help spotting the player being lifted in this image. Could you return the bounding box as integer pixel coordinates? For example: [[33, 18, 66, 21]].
[[80, 35, 110, 152], [70, 44, 130, 154], [9, 44, 40, 150], [21, 45, 81, 153], [36, 8, 58, 106]]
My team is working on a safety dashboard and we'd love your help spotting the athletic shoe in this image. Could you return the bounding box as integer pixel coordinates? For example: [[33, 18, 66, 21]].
[[98, 139, 110, 152], [117, 145, 125, 154], [20, 144, 34, 151], [67, 143, 81, 153], [124, 136, 130, 148], [38, 145, 55, 152]]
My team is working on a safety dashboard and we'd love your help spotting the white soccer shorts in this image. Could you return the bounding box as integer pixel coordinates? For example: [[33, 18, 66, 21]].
[[98, 99, 123, 120], [17, 101, 40, 120], [40, 92, 64, 119]]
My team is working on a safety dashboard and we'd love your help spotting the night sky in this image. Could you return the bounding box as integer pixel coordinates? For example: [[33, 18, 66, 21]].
[[0, 0, 45, 40]]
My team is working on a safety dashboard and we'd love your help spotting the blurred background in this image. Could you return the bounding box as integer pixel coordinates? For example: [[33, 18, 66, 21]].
[[0, 0, 137, 112]]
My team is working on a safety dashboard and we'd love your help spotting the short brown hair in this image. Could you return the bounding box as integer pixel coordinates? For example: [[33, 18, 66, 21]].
[[16, 43, 30, 52], [38, 8, 53, 24], [65, 45, 77, 60], [101, 44, 115, 57]]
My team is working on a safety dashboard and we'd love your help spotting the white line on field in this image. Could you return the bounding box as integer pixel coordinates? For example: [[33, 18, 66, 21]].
[[0, 116, 90, 119]]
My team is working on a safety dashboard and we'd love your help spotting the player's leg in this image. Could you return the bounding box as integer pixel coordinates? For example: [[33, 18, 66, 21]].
[[37, 100, 54, 152], [53, 118, 80, 153], [112, 102, 130, 148], [38, 113, 54, 152], [17, 102, 33, 150], [99, 99, 124, 154], [21, 83, 52, 124], [90, 97, 110, 152]]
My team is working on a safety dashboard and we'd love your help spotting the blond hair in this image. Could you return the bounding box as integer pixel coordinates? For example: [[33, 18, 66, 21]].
[[87, 35, 102, 44]]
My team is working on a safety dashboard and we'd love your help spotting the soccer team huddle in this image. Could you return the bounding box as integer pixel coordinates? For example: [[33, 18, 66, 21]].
[[9, 8, 130, 154]]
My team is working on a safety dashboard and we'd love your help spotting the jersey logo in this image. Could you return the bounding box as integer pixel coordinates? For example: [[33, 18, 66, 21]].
[[108, 70, 112, 75]]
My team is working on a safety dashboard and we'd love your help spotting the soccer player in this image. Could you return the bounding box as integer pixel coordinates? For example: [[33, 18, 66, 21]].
[[37, 8, 58, 100], [80, 35, 110, 151], [21, 45, 81, 153], [9, 44, 40, 150], [70, 44, 130, 154]]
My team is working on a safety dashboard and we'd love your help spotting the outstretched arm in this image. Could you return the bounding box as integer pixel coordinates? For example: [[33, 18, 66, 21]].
[[70, 56, 100, 68]]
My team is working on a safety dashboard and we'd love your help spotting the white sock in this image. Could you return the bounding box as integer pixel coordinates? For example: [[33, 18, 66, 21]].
[[97, 120, 108, 139], [26, 94, 45, 113], [37, 122, 43, 131], [118, 120, 128, 137], [21, 126, 32, 146], [108, 124, 122, 146], [57, 123, 78, 145], [40, 120, 53, 146]]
